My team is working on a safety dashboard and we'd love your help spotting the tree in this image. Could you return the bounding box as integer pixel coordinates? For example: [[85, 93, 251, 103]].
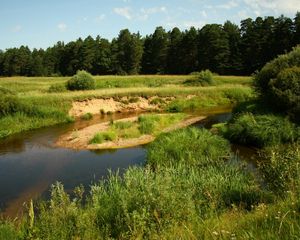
[[111, 29, 143, 74], [92, 36, 111, 75], [166, 27, 183, 74], [179, 27, 199, 74], [141, 27, 169, 74], [223, 21, 242, 75], [198, 24, 230, 74]]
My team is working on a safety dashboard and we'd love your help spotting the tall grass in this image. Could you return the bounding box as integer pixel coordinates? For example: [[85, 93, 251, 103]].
[[220, 113, 299, 147], [1, 128, 263, 239]]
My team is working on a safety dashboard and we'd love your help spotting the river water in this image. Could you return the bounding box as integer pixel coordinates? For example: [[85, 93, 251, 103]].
[[0, 106, 254, 217]]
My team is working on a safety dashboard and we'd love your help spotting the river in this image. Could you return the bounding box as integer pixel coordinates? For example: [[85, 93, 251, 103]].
[[0, 106, 255, 217]]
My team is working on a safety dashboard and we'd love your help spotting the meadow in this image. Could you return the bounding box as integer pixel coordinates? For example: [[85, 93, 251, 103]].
[[1, 69, 299, 239], [0, 75, 253, 138]]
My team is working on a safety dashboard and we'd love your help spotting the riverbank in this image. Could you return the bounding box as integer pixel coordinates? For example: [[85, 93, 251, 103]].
[[56, 114, 205, 150]]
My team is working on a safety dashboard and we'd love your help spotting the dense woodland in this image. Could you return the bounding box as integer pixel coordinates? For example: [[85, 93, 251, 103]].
[[0, 13, 300, 76]]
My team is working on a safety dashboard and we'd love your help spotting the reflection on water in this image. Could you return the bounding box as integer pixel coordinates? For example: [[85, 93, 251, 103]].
[[0, 105, 247, 218], [0, 112, 146, 217]]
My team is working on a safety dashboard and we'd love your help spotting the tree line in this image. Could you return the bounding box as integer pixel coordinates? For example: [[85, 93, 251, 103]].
[[0, 13, 300, 77]]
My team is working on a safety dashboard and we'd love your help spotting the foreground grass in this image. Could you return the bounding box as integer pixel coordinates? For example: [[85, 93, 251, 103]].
[[90, 113, 185, 144], [1, 128, 299, 239]]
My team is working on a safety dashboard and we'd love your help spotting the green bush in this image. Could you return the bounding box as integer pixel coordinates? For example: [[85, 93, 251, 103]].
[[254, 46, 300, 122], [48, 83, 67, 93], [269, 67, 300, 122], [184, 69, 214, 86], [66, 70, 95, 91], [221, 113, 299, 147]]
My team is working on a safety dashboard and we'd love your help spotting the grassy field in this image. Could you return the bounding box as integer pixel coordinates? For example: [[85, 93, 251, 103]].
[[0, 75, 253, 138], [1, 74, 300, 239]]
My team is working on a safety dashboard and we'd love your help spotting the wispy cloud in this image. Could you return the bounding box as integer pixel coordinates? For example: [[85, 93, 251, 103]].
[[12, 25, 22, 33], [217, 0, 239, 9], [243, 0, 300, 14], [95, 14, 106, 23], [114, 7, 132, 20], [57, 23, 67, 32], [139, 6, 167, 20]]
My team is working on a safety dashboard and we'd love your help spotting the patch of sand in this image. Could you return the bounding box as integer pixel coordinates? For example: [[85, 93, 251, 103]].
[[69, 96, 174, 117], [55, 115, 206, 150]]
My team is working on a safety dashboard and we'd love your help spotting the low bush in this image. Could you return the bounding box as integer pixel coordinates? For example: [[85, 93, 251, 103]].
[[66, 70, 95, 91], [48, 83, 67, 93], [184, 69, 214, 86]]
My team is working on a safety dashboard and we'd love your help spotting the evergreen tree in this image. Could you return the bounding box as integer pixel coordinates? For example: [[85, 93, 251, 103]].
[[166, 27, 183, 74], [198, 24, 230, 74], [141, 27, 169, 74]]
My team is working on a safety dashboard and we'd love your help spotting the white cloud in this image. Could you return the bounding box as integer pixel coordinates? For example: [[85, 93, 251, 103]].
[[139, 6, 167, 20], [57, 23, 67, 32], [95, 14, 106, 23], [243, 0, 300, 14], [217, 0, 239, 9], [114, 7, 132, 20], [12, 25, 22, 32]]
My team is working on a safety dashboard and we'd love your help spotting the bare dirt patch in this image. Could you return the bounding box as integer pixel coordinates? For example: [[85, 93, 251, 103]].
[[56, 115, 205, 150], [69, 96, 175, 117]]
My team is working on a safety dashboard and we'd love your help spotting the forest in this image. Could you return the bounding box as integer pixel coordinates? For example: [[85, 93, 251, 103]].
[[1, 13, 300, 77]]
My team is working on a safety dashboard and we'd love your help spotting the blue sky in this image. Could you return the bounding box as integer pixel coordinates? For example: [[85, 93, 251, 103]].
[[0, 0, 299, 50]]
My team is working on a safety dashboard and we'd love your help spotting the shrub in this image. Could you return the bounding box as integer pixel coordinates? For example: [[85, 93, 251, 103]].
[[184, 69, 214, 86], [48, 83, 67, 93], [66, 70, 95, 91], [269, 67, 300, 122], [254, 46, 300, 122]]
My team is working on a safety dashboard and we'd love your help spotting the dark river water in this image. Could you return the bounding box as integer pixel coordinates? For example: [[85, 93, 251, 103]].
[[0, 106, 254, 217]]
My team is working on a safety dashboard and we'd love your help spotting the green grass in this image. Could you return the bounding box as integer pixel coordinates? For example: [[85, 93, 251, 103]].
[[0, 75, 252, 138], [89, 130, 117, 144], [89, 113, 186, 144], [220, 112, 300, 148]]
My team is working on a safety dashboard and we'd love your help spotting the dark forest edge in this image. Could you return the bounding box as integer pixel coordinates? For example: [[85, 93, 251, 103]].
[[1, 13, 300, 77]]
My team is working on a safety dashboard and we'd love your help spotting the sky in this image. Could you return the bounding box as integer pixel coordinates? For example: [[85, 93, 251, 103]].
[[0, 0, 299, 50]]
